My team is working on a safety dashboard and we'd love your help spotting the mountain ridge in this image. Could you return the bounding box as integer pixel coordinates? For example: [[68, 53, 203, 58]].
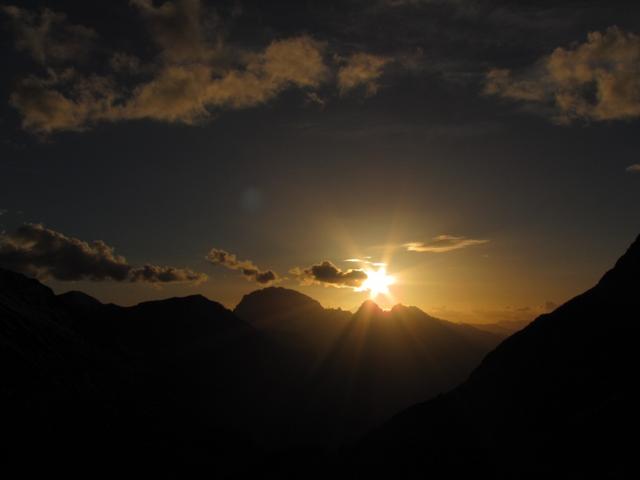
[[1, 267, 504, 458]]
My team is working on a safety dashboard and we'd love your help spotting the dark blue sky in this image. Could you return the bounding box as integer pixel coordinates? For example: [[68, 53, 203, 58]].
[[1, 0, 638, 322]]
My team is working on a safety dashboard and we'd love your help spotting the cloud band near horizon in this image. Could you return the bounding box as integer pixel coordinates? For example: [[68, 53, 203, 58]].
[[0, 223, 207, 284], [205, 248, 279, 285], [290, 260, 368, 288]]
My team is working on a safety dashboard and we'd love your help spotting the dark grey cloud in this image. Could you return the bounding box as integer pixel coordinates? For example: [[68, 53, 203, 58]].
[[291, 261, 368, 288], [1, 4, 97, 64], [128, 264, 207, 284], [485, 27, 640, 123], [130, 0, 214, 62], [0, 224, 207, 284], [205, 248, 279, 285]]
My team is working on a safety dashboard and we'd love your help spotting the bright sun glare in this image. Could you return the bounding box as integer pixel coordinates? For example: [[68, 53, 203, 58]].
[[359, 267, 396, 299]]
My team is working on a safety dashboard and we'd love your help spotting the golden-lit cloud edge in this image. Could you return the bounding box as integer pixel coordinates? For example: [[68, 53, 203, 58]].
[[404, 235, 489, 253], [484, 27, 640, 123], [3, 1, 404, 135]]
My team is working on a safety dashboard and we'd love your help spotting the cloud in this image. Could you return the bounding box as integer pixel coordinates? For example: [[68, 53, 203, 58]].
[[291, 261, 368, 288], [0, 224, 207, 284], [118, 35, 329, 123], [6, 1, 402, 135], [404, 235, 489, 253], [9, 34, 329, 133], [485, 27, 640, 122], [626, 164, 640, 173], [344, 258, 387, 267], [205, 248, 279, 285], [130, 0, 212, 62], [1, 5, 97, 64], [109, 53, 143, 74], [337, 53, 391, 96], [9, 69, 119, 134], [128, 264, 206, 284]]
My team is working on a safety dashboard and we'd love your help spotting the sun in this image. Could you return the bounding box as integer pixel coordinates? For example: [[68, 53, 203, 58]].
[[359, 266, 396, 299]]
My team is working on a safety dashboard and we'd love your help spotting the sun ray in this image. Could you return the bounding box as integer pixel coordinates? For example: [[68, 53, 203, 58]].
[[358, 266, 396, 301]]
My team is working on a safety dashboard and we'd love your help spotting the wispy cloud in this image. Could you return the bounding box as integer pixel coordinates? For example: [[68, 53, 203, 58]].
[[404, 235, 489, 253], [344, 258, 387, 267], [205, 248, 279, 285], [0, 223, 207, 284]]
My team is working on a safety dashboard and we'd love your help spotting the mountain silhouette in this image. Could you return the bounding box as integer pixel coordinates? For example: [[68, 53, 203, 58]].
[[235, 288, 503, 446], [0, 272, 268, 476], [0, 272, 504, 475], [234, 286, 352, 353], [348, 234, 640, 478]]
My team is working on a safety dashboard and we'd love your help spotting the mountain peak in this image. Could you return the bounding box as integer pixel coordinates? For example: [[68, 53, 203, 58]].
[[355, 299, 384, 316], [0, 268, 56, 306], [235, 287, 322, 315], [133, 293, 228, 313], [234, 287, 326, 331], [58, 290, 103, 310]]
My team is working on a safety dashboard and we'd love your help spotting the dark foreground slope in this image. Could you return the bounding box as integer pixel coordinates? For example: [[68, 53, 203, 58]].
[[349, 234, 640, 479]]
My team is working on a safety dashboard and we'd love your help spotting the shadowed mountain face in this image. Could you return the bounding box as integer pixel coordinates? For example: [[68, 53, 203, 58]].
[[0, 271, 262, 476], [0, 273, 503, 475], [233, 288, 501, 444], [234, 286, 352, 351], [350, 234, 640, 479]]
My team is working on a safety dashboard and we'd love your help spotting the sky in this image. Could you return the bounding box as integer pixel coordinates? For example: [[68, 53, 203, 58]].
[[1, 0, 639, 324]]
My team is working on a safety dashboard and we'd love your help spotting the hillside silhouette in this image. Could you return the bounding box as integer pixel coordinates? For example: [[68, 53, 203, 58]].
[[0, 272, 502, 475], [347, 234, 640, 478]]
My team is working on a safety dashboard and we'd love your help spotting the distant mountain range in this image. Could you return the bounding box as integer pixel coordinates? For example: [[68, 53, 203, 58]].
[[0, 270, 503, 476], [3, 233, 637, 477]]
